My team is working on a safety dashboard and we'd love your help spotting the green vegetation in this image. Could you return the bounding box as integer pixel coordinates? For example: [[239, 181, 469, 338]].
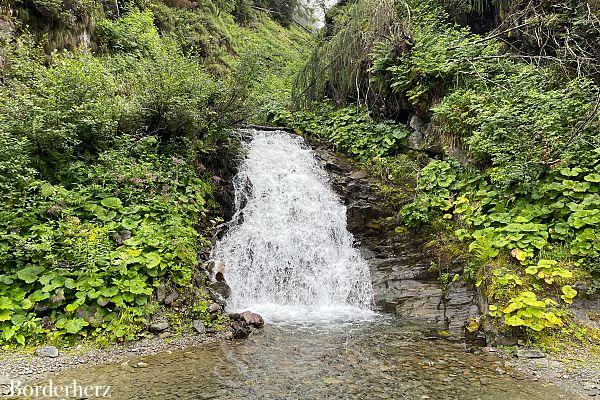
[[284, 0, 600, 343], [2, 0, 598, 350], [0, 0, 308, 346]]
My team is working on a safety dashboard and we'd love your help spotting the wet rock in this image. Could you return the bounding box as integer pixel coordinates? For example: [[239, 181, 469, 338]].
[[210, 281, 231, 299], [206, 259, 216, 274], [156, 283, 167, 303], [35, 346, 59, 358], [208, 303, 222, 314], [118, 230, 132, 244], [149, 322, 170, 333], [324, 161, 346, 173], [240, 311, 265, 328], [164, 291, 179, 306], [193, 320, 206, 334], [346, 201, 384, 232], [214, 260, 226, 282], [516, 349, 545, 359], [493, 335, 518, 347], [231, 320, 252, 339], [350, 171, 368, 180], [41, 316, 54, 330]]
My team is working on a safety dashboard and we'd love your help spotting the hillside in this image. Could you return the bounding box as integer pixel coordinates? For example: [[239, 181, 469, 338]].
[[275, 0, 600, 349], [0, 0, 309, 346]]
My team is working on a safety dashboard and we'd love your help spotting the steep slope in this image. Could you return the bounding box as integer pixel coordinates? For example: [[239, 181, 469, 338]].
[[0, 0, 309, 346]]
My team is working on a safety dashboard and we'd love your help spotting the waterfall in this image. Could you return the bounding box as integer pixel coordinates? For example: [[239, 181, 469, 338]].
[[212, 130, 373, 323]]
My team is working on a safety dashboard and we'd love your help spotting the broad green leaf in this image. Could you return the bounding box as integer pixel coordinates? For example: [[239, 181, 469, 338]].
[[16, 265, 45, 283], [101, 197, 122, 209], [145, 252, 162, 268]]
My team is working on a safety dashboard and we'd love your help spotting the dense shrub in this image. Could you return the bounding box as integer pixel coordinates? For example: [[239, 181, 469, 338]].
[[272, 104, 409, 159], [0, 136, 216, 345], [0, 0, 309, 346], [95, 9, 161, 55], [290, 0, 600, 338], [0, 53, 120, 177], [433, 70, 599, 186]]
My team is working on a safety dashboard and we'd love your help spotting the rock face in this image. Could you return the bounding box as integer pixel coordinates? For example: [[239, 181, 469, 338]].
[[309, 139, 478, 337], [571, 295, 600, 329], [35, 346, 59, 358], [516, 349, 546, 359]]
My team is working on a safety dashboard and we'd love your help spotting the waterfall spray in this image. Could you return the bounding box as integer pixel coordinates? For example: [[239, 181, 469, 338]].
[[213, 130, 373, 323]]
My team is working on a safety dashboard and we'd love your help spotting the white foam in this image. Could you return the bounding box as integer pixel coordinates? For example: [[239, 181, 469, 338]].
[[213, 131, 373, 324]]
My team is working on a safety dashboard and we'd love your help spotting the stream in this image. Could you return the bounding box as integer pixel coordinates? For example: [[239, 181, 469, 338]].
[[40, 130, 571, 399], [45, 321, 568, 399]]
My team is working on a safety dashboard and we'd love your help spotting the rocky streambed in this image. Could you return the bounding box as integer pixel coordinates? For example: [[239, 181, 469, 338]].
[[1, 320, 577, 400]]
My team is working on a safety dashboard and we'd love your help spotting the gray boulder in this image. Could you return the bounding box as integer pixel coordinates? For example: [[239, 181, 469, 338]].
[[35, 346, 59, 358]]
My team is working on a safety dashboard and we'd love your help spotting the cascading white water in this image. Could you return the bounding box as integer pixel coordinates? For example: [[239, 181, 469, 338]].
[[212, 130, 374, 323]]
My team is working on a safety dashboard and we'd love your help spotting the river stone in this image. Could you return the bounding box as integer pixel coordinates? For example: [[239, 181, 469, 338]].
[[35, 346, 59, 358], [150, 322, 170, 333], [158, 331, 172, 339], [156, 283, 167, 303], [350, 171, 368, 180], [516, 349, 545, 359], [0, 375, 12, 385], [240, 311, 264, 328], [214, 260, 226, 281], [193, 320, 206, 334], [231, 320, 251, 339], [208, 303, 222, 314], [164, 291, 179, 306]]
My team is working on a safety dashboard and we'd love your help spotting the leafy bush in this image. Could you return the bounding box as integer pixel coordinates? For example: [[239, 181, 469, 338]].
[[0, 53, 120, 176], [401, 159, 600, 332], [434, 69, 599, 186], [273, 104, 409, 159], [0, 0, 311, 347], [115, 48, 224, 141], [0, 131, 32, 193], [96, 9, 162, 55], [0, 136, 216, 345]]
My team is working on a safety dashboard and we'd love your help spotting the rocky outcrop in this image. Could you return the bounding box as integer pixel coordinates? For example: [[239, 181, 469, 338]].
[[308, 138, 478, 336]]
